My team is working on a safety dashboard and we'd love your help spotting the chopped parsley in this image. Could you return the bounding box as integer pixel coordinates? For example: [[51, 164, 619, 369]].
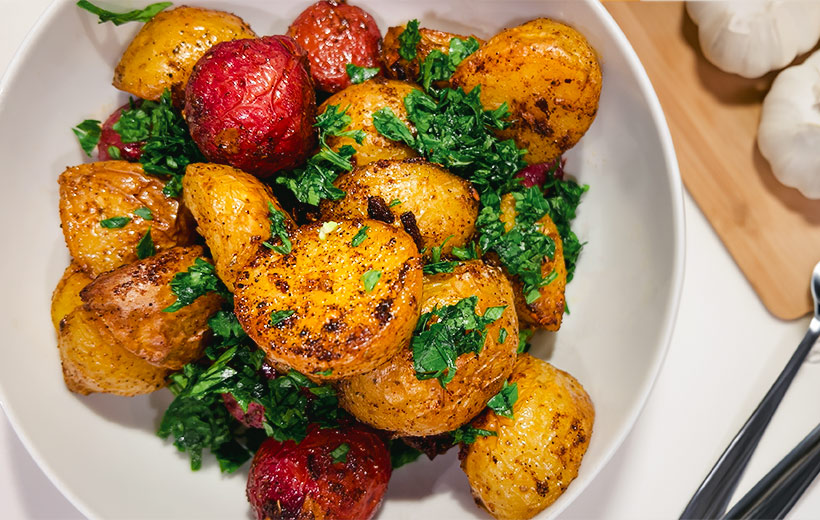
[[422, 236, 458, 275], [361, 269, 381, 292], [330, 443, 350, 464], [269, 310, 295, 326], [99, 216, 130, 229], [418, 37, 479, 91], [163, 258, 230, 312], [486, 381, 518, 419], [314, 368, 333, 377], [350, 226, 369, 247], [72, 119, 101, 156], [76, 0, 172, 25], [133, 207, 153, 220], [389, 439, 423, 469], [262, 203, 292, 254], [107, 145, 122, 159], [451, 242, 479, 260], [398, 19, 421, 61], [498, 327, 508, 344], [452, 425, 496, 445], [388, 198, 402, 207], [345, 63, 380, 84], [411, 296, 505, 387], [517, 329, 534, 354], [136, 227, 155, 259]]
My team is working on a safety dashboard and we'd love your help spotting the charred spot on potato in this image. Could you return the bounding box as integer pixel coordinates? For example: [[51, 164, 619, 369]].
[[399, 212, 424, 250], [367, 196, 395, 223]]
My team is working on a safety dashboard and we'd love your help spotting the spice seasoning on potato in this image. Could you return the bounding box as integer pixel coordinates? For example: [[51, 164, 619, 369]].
[[337, 260, 518, 436], [234, 219, 422, 379], [460, 354, 594, 520], [58, 161, 197, 277], [320, 158, 480, 257], [382, 24, 484, 83], [113, 6, 256, 104], [452, 18, 602, 164]]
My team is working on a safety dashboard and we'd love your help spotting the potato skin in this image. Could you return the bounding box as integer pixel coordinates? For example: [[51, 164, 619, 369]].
[[319, 158, 479, 257], [185, 36, 316, 178], [337, 260, 518, 437], [382, 25, 484, 82], [287, 0, 383, 93], [58, 161, 196, 277], [460, 354, 594, 520], [234, 219, 422, 380], [182, 163, 294, 292], [80, 246, 222, 370], [113, 6, 256, 104], [58, 306, 169, 396], [499, 193, 567, 331], [51, 263, 93, 332], [320, 77, 419, 166], [451, 18, 601, 164]]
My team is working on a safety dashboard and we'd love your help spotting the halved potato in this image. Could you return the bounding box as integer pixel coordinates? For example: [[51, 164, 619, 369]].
[[382, 24, 484, 83], [113, 6, 257, 103], [319, 158, 479, 256], [234, 219, 422, 379], [499, 193, 567, 331], [51, 263, 93, 332], [182, 163, 293, 292], [337, 260, 518, 436], [460, 354, 594, 520], [451, 18, 601, 164], [81, 246, 223, 370], [58, 161, 196, 277], [320, 77, 419, 166]]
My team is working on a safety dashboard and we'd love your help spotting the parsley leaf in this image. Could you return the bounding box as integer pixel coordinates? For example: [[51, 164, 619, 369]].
[[517, 329, 534, 354], [345, 63, 380, 84], [136, 227, 155, 259], [388, 198, 402, 207], [422, 236, 458, 275], [361, 270, 381, 292], [452, 425, 496, 445], [107, 145, 122, 159], [163, 258, 229, 312], [76, 0, 172, 25], [498, 327, 508, 344], [412, 296, 505, 387], [100, 216, 130, 229], [270, 310, 295, 326], [262, 203, 292, 254], [72, 119, 101, 156], [133, 207, 153, 220], [389, 439, 423, 469], [398, 19, 421, 61], [486, 381, 518, 419], [451, 242, 479, 260], [330, 443, 350, 464], [418, 37, 479, 91], [350, 226, 369, 247]]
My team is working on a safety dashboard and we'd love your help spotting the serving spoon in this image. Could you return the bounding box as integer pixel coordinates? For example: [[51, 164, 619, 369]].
[[680, 260, 820, 519]]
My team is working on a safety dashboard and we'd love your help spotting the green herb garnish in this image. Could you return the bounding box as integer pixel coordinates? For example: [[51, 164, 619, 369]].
[[418, 37, 479, 91], [361, 270, 381, 292], [389, 439, 423, 469], [107, 145, 122, 159], [262, 203, 292, 254], [269, 310, 295, 326], [398, 19, 421, 61], [136, 227, 155, 259], [72, 119, 101, 156], [498, 327, 508, 344], [388, 198, 402, 207], [76, 0, 172, 25], [100, 216, 130, 229], [452, 425, 497, 445], [133, 207, 153, 220], [330, 443, 350, 464], [164, 258, 229, 312], [350, 226, 369, 247], [486, 381, 518, 419], [422, 236, 458, 275], [345, 63, 380, 84], [517, 329, 534, 354]]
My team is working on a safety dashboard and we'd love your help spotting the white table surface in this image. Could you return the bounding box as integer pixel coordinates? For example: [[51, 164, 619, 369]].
[[2, 1, 819, 519]]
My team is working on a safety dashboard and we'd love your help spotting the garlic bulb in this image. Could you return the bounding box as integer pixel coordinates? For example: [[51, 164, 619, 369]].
[[686, 1, 820, 78], [758, 49, 820, 199]]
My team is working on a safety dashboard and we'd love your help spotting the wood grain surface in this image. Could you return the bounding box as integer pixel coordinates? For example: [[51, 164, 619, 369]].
[[606, 1, 820, 320]]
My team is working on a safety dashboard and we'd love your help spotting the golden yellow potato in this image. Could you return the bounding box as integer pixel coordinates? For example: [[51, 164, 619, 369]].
[[182, 163, 293, 292], [234, 219, 422, 380], [50, 263, 93, 332], [320, 78, 419, 166], [499, 193, 567, 331], [451, 18, 602, 164], [382, 24, 484, 82], [81, 246, 223, 370], [460, 354, 594, 520], [58, 306, 169, 396], [113, 6, 256, 103], [319, 158, 479, 256], [337, 260, 518, 436], [58, 161, 196, 277]]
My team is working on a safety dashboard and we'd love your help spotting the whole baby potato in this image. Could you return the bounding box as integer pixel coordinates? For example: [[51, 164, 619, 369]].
[[113, 6, 257, 104], [337, 260, 518, 437], [234, 219, 422, 380], [320, 77, 419, 166], [460, 354, 594, 520], [182, 163, 294, 292], [382, 24, 484, 83], [451, 18, 601, 164], [319, 158, 479, 257], [287, 0, 383, 93], [58, 161, 196, 277], [185, 36, 316, 178]]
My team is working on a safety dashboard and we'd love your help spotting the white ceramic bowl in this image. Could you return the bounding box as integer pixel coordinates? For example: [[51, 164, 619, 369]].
[[0, 1, 684, 518]]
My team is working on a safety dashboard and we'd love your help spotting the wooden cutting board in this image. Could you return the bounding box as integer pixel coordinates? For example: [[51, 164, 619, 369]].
[[605, 2, 820, 321]]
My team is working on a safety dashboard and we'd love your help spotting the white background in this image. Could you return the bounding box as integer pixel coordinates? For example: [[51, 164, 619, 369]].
[[1, 1, 819, 518]]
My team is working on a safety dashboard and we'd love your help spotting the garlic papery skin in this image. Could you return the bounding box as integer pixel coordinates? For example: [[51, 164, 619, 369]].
[[686, 1, 820, 78], [758, 49, 820, 199]]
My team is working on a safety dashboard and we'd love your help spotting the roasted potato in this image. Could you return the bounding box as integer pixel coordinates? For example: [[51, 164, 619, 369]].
[[182, 162, 294, 292], [460, 354, 594, 520], [499, 193, 567, 331], [80, 246, 223, 370], [320, 77, 419, 166], [451, 18, 601, 164], [287, 0, 383, 93], [50, 263, 93, 332], [58, 161, 196, 277], [337, 260, 518, 437], [113, 6, 256, 104], [382, 24, 484, 82], [58, 306, 169, 396], [185, 36, 316, 177], [247, 423, 391, 520], [319, 158, 479, 256], [234, 219, 422, 380]]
